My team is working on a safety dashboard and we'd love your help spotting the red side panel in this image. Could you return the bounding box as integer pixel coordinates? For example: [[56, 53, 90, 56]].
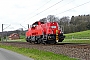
[[26, 31, 29, 37], [31, 29, 43, 36]]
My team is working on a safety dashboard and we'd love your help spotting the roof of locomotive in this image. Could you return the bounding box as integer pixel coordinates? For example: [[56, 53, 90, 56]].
[[32, 21, 58, 26], [32, 21, 45, 25]]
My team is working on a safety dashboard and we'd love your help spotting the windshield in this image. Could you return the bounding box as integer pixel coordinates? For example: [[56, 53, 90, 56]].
[[51, 26, 56, 28]]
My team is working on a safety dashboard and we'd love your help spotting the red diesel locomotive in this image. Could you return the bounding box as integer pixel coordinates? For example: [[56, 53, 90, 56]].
[[26, 21, 65, 44]]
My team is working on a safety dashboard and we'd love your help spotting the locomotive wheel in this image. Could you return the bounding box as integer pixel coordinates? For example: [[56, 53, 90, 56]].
[[26, 38, 29, 42], [42, 41, 46, 45], [37, 39, 41, 44], [54, 41, 57, 44], [35, 36, 41, 44], [26, 37, 29, 42], [29, 39, 32, 43], [40, 39, 46, 45], [59, 39, 64, 42]]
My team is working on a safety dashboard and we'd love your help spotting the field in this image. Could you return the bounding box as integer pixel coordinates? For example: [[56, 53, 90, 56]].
[[65, 30, 90, 39], [62, 30, 90, 44], [63, 39, 90, 44]]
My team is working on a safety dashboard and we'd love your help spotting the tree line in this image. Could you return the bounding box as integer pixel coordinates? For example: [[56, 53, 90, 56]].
[[39, 14, 90, 34]]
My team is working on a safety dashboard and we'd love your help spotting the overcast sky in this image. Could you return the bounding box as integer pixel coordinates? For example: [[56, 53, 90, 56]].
[[0, 0, 90, 32]]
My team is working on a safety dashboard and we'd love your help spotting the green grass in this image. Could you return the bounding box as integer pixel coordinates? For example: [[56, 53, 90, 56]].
[[2, 39, 26, 42], [63, 39, 90, 43], [20, 35, 25, 39], [0, 44, 77, 60], [65, 30, 90, 39], [62, 30, 90, 44]]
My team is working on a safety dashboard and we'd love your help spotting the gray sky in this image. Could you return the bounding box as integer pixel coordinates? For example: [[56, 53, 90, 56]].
[[0, 0, 90, 32]]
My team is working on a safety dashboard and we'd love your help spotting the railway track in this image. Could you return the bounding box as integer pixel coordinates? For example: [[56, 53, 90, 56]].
[[0, 42, 90, 60], [1, 42, 90, 50], [1, 42, 90, 48]]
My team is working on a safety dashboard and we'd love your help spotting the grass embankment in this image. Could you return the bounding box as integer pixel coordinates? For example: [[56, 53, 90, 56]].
[[6, 39, 26, 42], [65, 30, 90, 39], [63, 39, 90, 43], [0, 44, 77, 60], [63, 30, 90, 43]]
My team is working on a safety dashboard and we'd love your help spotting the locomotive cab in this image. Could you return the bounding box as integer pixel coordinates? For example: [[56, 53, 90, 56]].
[[45, 22, 65, 43]]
